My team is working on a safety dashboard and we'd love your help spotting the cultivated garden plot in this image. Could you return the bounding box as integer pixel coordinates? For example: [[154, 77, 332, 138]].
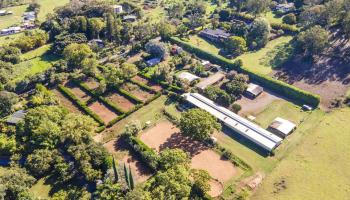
[[132, 75, 163, 92], [65, 82, 92, 103], [88, 101, 119, 124], [121, 82, 154, 102], [105, 91, 137, 113], [139, 120, 237, 196], [52, 89, 83, 115], [84, 77, 100, 91]]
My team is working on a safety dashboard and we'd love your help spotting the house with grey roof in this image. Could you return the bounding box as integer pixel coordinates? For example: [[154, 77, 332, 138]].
[[199, 28, 230, 42]]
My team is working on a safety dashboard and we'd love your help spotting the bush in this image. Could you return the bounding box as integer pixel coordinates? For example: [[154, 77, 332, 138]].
[[230, 103, 242, 113], [170, 37, 320, 107], [117, 88, 143, 104], [282, 13, 297, 25], [215, 145, 252, 171], [124, 135, 159, 170]]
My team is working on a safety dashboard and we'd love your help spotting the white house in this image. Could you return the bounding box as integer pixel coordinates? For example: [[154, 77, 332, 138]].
[[178, 71, 200, 83]]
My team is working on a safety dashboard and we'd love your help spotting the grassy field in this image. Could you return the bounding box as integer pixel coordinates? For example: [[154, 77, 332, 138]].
[[0, 32, 24, 44], [235, 36, 293, 75], [0, 4, 27, 29], [37, 0, 70, 21], [29, 178, 52, 199], [262, 11, 283, 24], [252, 108, 350, 200], [188, 35, 221, 55], [10, 44, 58, 82]]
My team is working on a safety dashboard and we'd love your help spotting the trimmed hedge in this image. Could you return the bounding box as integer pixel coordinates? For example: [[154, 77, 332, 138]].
[[138, 72, 184, 94], [76, 81, 125, 115], [96, 126, 106, 133], [214, 144, 252, 171], [124, 135, 159, 171], [58, 85, 105, 126], [117, 88, 143, 104], [170, 37, 320, 107], [129, 79, 157, 93]]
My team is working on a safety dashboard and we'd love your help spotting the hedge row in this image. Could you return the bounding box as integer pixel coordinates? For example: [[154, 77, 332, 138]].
[[231, 12, 299, 34], [138, 72, 184, 94], [129, 79, 157, 93], [117, 88, 144, 104], [124, 135, 159, 171], [58, 85, 105, 126], [162, 109, 179, 125], [76, 81, 125, 115], [170, 37, 320, 107], [214, 145, 252, 171]]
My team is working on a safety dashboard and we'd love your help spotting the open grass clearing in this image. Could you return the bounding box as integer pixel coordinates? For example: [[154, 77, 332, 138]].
[[0, 32, 24, 44], [36, 0, 69, 21], [88, 101, 119, 124], [0, 4, 27, 29], [121, 82, 154, 102], [252, 108, 349, 200], [262, 11, 283, 24], [105, 91, 137, 113], [188, 35, 221, 55], [235, 36, 293, 75], [94, 95, 169, 143], [29, 177, 51, 199], [139, 120, 238, 196]]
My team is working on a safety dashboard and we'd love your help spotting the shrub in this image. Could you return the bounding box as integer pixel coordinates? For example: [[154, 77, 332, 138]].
[[282, 13, 297, 25], [230, 103, 242, 113]]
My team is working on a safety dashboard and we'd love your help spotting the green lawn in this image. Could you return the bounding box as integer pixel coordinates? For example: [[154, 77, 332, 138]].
[[0, 4, 27, 29], [188, 35, 221, 55], [235, 36, 293, 75], [262, 11, 283, 24], [37, 0, 70, 21], [252, 108, 350, 200], [29, 178, 52, 199], [10, 44, 59, 82], [0, 32, 24, 44]]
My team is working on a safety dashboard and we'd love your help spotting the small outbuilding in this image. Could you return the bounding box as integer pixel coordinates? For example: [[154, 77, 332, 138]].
[[113, 5, 123, 13], [268, 117, 296, 138], [6, 110, 26, 125], [123, 15, 137, 22], [245, 83, 263, 98], [178, 71, 200, 83], [196, 72, 225, 90]]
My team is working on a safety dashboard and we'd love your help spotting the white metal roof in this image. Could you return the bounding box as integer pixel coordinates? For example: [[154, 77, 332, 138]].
[[178, 72, 200, 82], [269, 117, 296, 136], [182, 93, 283, 151]]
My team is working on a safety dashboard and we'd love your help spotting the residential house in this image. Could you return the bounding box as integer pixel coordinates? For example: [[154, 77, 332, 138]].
[[123, 15, 137, 22], [113, 5, 123, 13], [275, 3, 295, 13], [199, 28, 230, 42], [146, 57, 161, 67]]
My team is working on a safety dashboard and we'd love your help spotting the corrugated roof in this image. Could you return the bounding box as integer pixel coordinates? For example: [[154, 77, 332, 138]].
[[182, 93, 282, 151]]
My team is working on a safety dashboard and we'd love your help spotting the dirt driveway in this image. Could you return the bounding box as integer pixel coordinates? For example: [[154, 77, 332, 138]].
[[235, 90, 282, 116]]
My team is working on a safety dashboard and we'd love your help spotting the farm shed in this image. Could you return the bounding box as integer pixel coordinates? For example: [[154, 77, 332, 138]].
[[182, 93, 283, 152], [178, 71, 200, 83], [268, 117, 296, 138], [246, 83, 263, 98], [6, 110, 26, 125], [196, 72, 225, 90]]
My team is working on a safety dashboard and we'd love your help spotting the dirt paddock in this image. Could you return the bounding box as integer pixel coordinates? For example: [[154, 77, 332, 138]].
[[65, 82, 92, 102], [132, 75, 163, 92], [53, 89, 83, 114], [122, 82, 154, 102], [88, 101, 118, 124], [140, 120, 237, 196]]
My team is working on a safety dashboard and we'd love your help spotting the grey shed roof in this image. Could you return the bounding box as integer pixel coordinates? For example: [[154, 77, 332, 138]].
[[200, 28, 230, 38]]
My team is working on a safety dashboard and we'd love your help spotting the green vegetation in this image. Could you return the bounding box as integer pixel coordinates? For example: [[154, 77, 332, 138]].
[[236, 36, 293, 75], [29, 178, 51, 199], [252, 108, 350, 200], [262, 11, 283, 24], [36, 0, 70, 21]]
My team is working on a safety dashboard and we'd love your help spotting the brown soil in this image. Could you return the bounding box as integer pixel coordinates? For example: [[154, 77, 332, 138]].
[[140, 121, 237, 192], [122, 83, 154, 102], [106, 92, 136, 112], [208, 179, 224, 197], [132, 75, 163, 92], [84, 78, 100, 90], [65, 82, 92, 102], [88, 101, 118, 123], [235, 90, 282, 116], [103, 138, 153, 183], [52, 89, 83, 114]]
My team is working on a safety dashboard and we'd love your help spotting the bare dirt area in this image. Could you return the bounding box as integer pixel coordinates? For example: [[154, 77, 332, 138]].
[[84, 78, 100, 90], [106, 92, 136, 112], [65, 82, 92, 102], [273, 32, 350, 109], [52, 89, 83, 114], [139, 120, 237, 195], [88, 101, 118, 123], [236, 90, 282, 116], [122, 82, 154, 102], [132, 75, 163, 92], [103, 138, 153, 183]]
